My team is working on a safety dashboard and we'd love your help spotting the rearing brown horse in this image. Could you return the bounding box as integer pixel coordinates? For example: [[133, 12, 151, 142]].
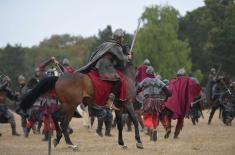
[[20, 63, 143, 150]]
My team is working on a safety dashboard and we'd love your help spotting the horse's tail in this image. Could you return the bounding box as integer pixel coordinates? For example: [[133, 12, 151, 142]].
[[20, 76, 59, 111]]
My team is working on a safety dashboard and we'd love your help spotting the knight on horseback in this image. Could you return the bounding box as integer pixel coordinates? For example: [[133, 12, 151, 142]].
[[79, 28, 132, 137], [79, 29, 131, 109], [20, 29, 144, 149]]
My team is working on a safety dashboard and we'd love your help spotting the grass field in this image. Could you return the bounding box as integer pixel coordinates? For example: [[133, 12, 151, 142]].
[[0, 110, 235, 155]]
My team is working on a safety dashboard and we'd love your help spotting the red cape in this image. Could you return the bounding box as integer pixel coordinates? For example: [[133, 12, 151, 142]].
[[164, 76, 201, 119], [136, 65, 149, 83], [87, 69, 126, 106]]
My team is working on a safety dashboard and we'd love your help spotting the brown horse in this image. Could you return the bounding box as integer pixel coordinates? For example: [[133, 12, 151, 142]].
[[20, 63, 143, 150]]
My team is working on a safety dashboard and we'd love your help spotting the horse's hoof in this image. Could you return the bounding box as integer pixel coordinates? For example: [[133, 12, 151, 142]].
[[136, 142, 144, 149], [121, 145, 128, 149], [68, 145, 79, 151], [53, 139, 59, 148]]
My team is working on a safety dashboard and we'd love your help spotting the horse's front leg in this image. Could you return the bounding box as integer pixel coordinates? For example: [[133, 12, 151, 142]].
[[115, 110, 127, 149], [124, 103, 144, 149]]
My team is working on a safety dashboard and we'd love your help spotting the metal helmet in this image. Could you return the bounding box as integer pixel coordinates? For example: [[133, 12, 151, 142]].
[[144, 59, 150, 65], [112, 29, 124, 40], [211, 68, 216, 74], [34, 67, 40, 72], [18, 75, 26, 82], [46, 68, 55, 77], [177, 68, 186, 76], [146, 66, 155, 75], [62, 58, 70, 66], [231, 81, 235, 87], [163, 79, 169, 84], [34, 67, 40, 77]]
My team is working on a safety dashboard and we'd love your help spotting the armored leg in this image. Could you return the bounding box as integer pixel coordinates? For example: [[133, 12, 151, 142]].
[[93, 107, 107, 137], [104, 109, 113, 137], [96, 118, 104, 137], [160, 108, 172, 139], [208, 107, 217, 124], [21, 116, 27, 135], [174, 118, 184, 139], [8, 112, 20, 136]]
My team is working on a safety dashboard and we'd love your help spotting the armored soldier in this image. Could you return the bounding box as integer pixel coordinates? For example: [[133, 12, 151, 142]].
[[17, 75, 28, 135], [137, 66, 171, 141], [208, 76, 225, 125], [0, 76, 20, 136], [221, 81, 235, 125], [41, 68, 60, 141], [206, 68, 217, 104], [134, 59, 152, 132], [162, 68, 201, 139], [61, 58, 75, 73], [79, 29, 131, 137], [79, 29, 131, 109], [25, 57, 57, 137]]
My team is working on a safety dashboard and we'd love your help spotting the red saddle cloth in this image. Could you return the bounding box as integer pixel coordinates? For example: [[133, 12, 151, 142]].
[[87, 69, 127, 106]]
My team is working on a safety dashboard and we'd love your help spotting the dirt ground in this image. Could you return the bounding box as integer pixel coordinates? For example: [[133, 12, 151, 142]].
[[0, 111, 235, 155]]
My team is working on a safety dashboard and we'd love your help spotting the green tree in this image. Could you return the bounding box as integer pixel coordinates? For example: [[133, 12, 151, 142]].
[[180, 0, 235, 77], [0, 44, 28, 89], [134, 5, 192, 79], [206, 0, 235, 75]]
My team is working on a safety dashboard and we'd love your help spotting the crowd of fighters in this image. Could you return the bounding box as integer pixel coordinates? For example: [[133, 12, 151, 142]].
[[0, 29, 235, 143], [0, 57, 74, 139]]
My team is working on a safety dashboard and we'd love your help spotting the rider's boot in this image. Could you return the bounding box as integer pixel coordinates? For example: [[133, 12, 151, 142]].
[[106, 93, 119, 111]]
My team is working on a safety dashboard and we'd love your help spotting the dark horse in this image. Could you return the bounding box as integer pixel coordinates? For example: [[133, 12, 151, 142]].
[[20, 63, 143, 150]]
